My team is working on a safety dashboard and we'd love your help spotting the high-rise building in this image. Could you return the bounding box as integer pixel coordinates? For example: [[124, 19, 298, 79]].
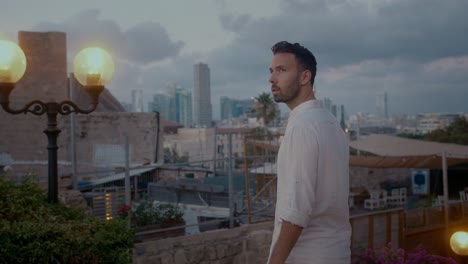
[[340, 104, 347, 131], [192, 63, 212, 127], [220, 96, 254, 120], [131, 89, 143, 112], [175, 88, 192, 127], [220, 96, 231, 120], [377, 92, 389, 119], [167, 81, 177, 98], [331, 105, 338, 118], [323, 97, 332, 113], [148, 93, 171, 120]]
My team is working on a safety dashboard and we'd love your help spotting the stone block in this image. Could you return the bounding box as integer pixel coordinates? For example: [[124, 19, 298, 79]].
[[159, 253, 174, 264], [247, 230, 273, 250], [186, 245, 205, 264], [174, 249, 187, 264], [205, 245, 217, 260]]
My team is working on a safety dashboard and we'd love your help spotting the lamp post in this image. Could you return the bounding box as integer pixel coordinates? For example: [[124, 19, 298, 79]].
[[0, 39, 114, 203]]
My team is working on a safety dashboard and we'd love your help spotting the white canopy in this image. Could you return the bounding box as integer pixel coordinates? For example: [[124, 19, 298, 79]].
[[349, 134, 468, 159]]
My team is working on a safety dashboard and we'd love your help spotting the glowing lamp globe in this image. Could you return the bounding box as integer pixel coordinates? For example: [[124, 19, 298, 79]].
[[450, 231, 468, 256], [0, 39, 27, 83], [73, 47, 114, 86]]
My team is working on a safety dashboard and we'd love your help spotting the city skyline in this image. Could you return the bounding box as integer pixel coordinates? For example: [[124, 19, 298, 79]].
[[1, 0, 468, 118]]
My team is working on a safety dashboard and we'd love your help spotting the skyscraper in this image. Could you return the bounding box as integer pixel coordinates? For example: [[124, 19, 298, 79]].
[[220, 96, 254, 120], [175, 88, 192, 127], [131, 89, 143, 112], [148, 93, 171, 119], [192, 63, 212, 127], [377, 92, 389, 119]]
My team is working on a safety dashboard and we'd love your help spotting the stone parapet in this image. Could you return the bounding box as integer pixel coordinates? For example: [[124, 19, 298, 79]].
[[133, 221, 274, 264]]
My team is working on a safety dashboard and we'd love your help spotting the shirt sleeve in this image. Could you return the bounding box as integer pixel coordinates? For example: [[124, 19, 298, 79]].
[[276, 125, 318, 227]]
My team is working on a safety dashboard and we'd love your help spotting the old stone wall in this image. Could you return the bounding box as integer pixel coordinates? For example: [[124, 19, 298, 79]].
[[133, 213, 402, 264], [133, 221, 274, 264]]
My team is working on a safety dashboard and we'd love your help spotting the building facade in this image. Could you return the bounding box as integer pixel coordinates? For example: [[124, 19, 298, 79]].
[[377, 92, 389, 119], [192, 63, 212, 128], [220, 96, 254, 120]]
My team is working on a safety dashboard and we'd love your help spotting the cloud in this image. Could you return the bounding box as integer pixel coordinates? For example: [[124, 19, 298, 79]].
[[199, 0, 468, 116], [25, 0, 468, 117], [34, 9, 184, 65], [219, 13, 252, 33]]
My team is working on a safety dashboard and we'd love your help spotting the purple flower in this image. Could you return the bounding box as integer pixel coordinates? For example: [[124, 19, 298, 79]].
[[353, 243, 457, 264]]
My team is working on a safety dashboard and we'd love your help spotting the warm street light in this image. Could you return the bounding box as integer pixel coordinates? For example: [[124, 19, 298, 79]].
[[0, 39, 114, 203], [451, 231, 468, 256]]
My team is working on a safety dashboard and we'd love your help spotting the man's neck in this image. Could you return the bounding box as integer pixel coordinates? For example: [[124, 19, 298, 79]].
[[287, 90, 315, 110]]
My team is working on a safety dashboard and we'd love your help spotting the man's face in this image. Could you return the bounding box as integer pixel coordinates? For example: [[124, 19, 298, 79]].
[[269, 53, 301, 104]]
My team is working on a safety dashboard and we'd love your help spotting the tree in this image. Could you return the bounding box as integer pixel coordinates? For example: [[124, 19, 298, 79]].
[[424, 116, 468, 145], [252, 92, 278, 128]]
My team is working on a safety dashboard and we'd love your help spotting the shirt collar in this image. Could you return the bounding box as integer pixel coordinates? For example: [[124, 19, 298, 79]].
[[289, 99, 322, 118]]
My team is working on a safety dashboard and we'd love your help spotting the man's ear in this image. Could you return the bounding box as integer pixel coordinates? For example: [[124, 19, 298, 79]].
[[300, 70, 312, 86]]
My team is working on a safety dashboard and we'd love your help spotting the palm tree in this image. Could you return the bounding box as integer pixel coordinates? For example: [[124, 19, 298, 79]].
[[253, 92, 278, 129]]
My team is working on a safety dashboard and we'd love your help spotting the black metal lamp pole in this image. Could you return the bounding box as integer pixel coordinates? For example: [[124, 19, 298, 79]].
[[0, 83, 104, 203]]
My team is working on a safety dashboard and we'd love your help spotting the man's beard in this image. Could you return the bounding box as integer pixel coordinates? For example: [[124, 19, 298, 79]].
[[272, 79, 300, 103]]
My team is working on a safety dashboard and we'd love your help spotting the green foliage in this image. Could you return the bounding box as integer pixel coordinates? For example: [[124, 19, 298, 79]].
[[424, 116, 468, 145], [133, 201, 184, 228], [0, 177, 135, 264], [252, 92, 278, 127]]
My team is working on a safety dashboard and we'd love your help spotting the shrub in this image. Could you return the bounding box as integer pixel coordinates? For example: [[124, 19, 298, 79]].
[[0, 177, 135, 263], [352, 243, 457, 264], [132, 201, 184, 228]]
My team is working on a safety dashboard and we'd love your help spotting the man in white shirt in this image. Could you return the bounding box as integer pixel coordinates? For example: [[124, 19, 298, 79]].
[[268, 41, 351, 264]]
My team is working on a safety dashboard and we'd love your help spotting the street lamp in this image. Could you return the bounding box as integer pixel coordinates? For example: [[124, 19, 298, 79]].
[[450, 231, 468, 263], [0, 39, 114, 203]]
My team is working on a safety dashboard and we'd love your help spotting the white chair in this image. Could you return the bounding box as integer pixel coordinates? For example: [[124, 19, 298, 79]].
[[399, 187, 407, 205], [437, 195, 445, 206], [380, 190, 388, 207], [388, 188, 400, 206], [460, 191, 467, 202], [364, 189, 381, 210]]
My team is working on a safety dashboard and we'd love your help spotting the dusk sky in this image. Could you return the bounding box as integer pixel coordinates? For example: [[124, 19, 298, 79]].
[[1, 0, 467, 118]]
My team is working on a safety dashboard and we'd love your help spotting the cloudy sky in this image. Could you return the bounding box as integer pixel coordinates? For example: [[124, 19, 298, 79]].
[[1, 0, 467, 119]]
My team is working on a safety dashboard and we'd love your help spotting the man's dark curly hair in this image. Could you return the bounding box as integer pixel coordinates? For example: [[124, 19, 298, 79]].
[[271, 41, 317, 87]]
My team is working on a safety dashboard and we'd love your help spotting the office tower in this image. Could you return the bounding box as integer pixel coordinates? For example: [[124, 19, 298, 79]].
[[167, 81, 176, 98], [192, 63, 212, 127], [148, 93, 171, 120], [131, 89, 143, 112], [220, 97, 254, 120], [340, 104, 347, 131], [323, 97, 332, 113], [220, 96, 232, 120], [377, 92, 389, 119], [175, 88, 192, 127], [331, 105, 338, 118]]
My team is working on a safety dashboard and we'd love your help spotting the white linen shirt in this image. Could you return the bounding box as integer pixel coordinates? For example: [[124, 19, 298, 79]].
[[269, 100, 351, 264]]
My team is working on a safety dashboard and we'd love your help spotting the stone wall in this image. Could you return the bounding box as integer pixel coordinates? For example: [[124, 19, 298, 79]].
[[133, 213, 400, 264], [133, 221, 274, 264], [164, 128, 215, 163]]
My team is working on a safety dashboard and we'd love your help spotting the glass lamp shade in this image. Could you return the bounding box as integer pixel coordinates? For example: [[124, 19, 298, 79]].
[[73, 47, 114, 86], [450, 231, 468, 256], [0, 39, 27, 83]]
